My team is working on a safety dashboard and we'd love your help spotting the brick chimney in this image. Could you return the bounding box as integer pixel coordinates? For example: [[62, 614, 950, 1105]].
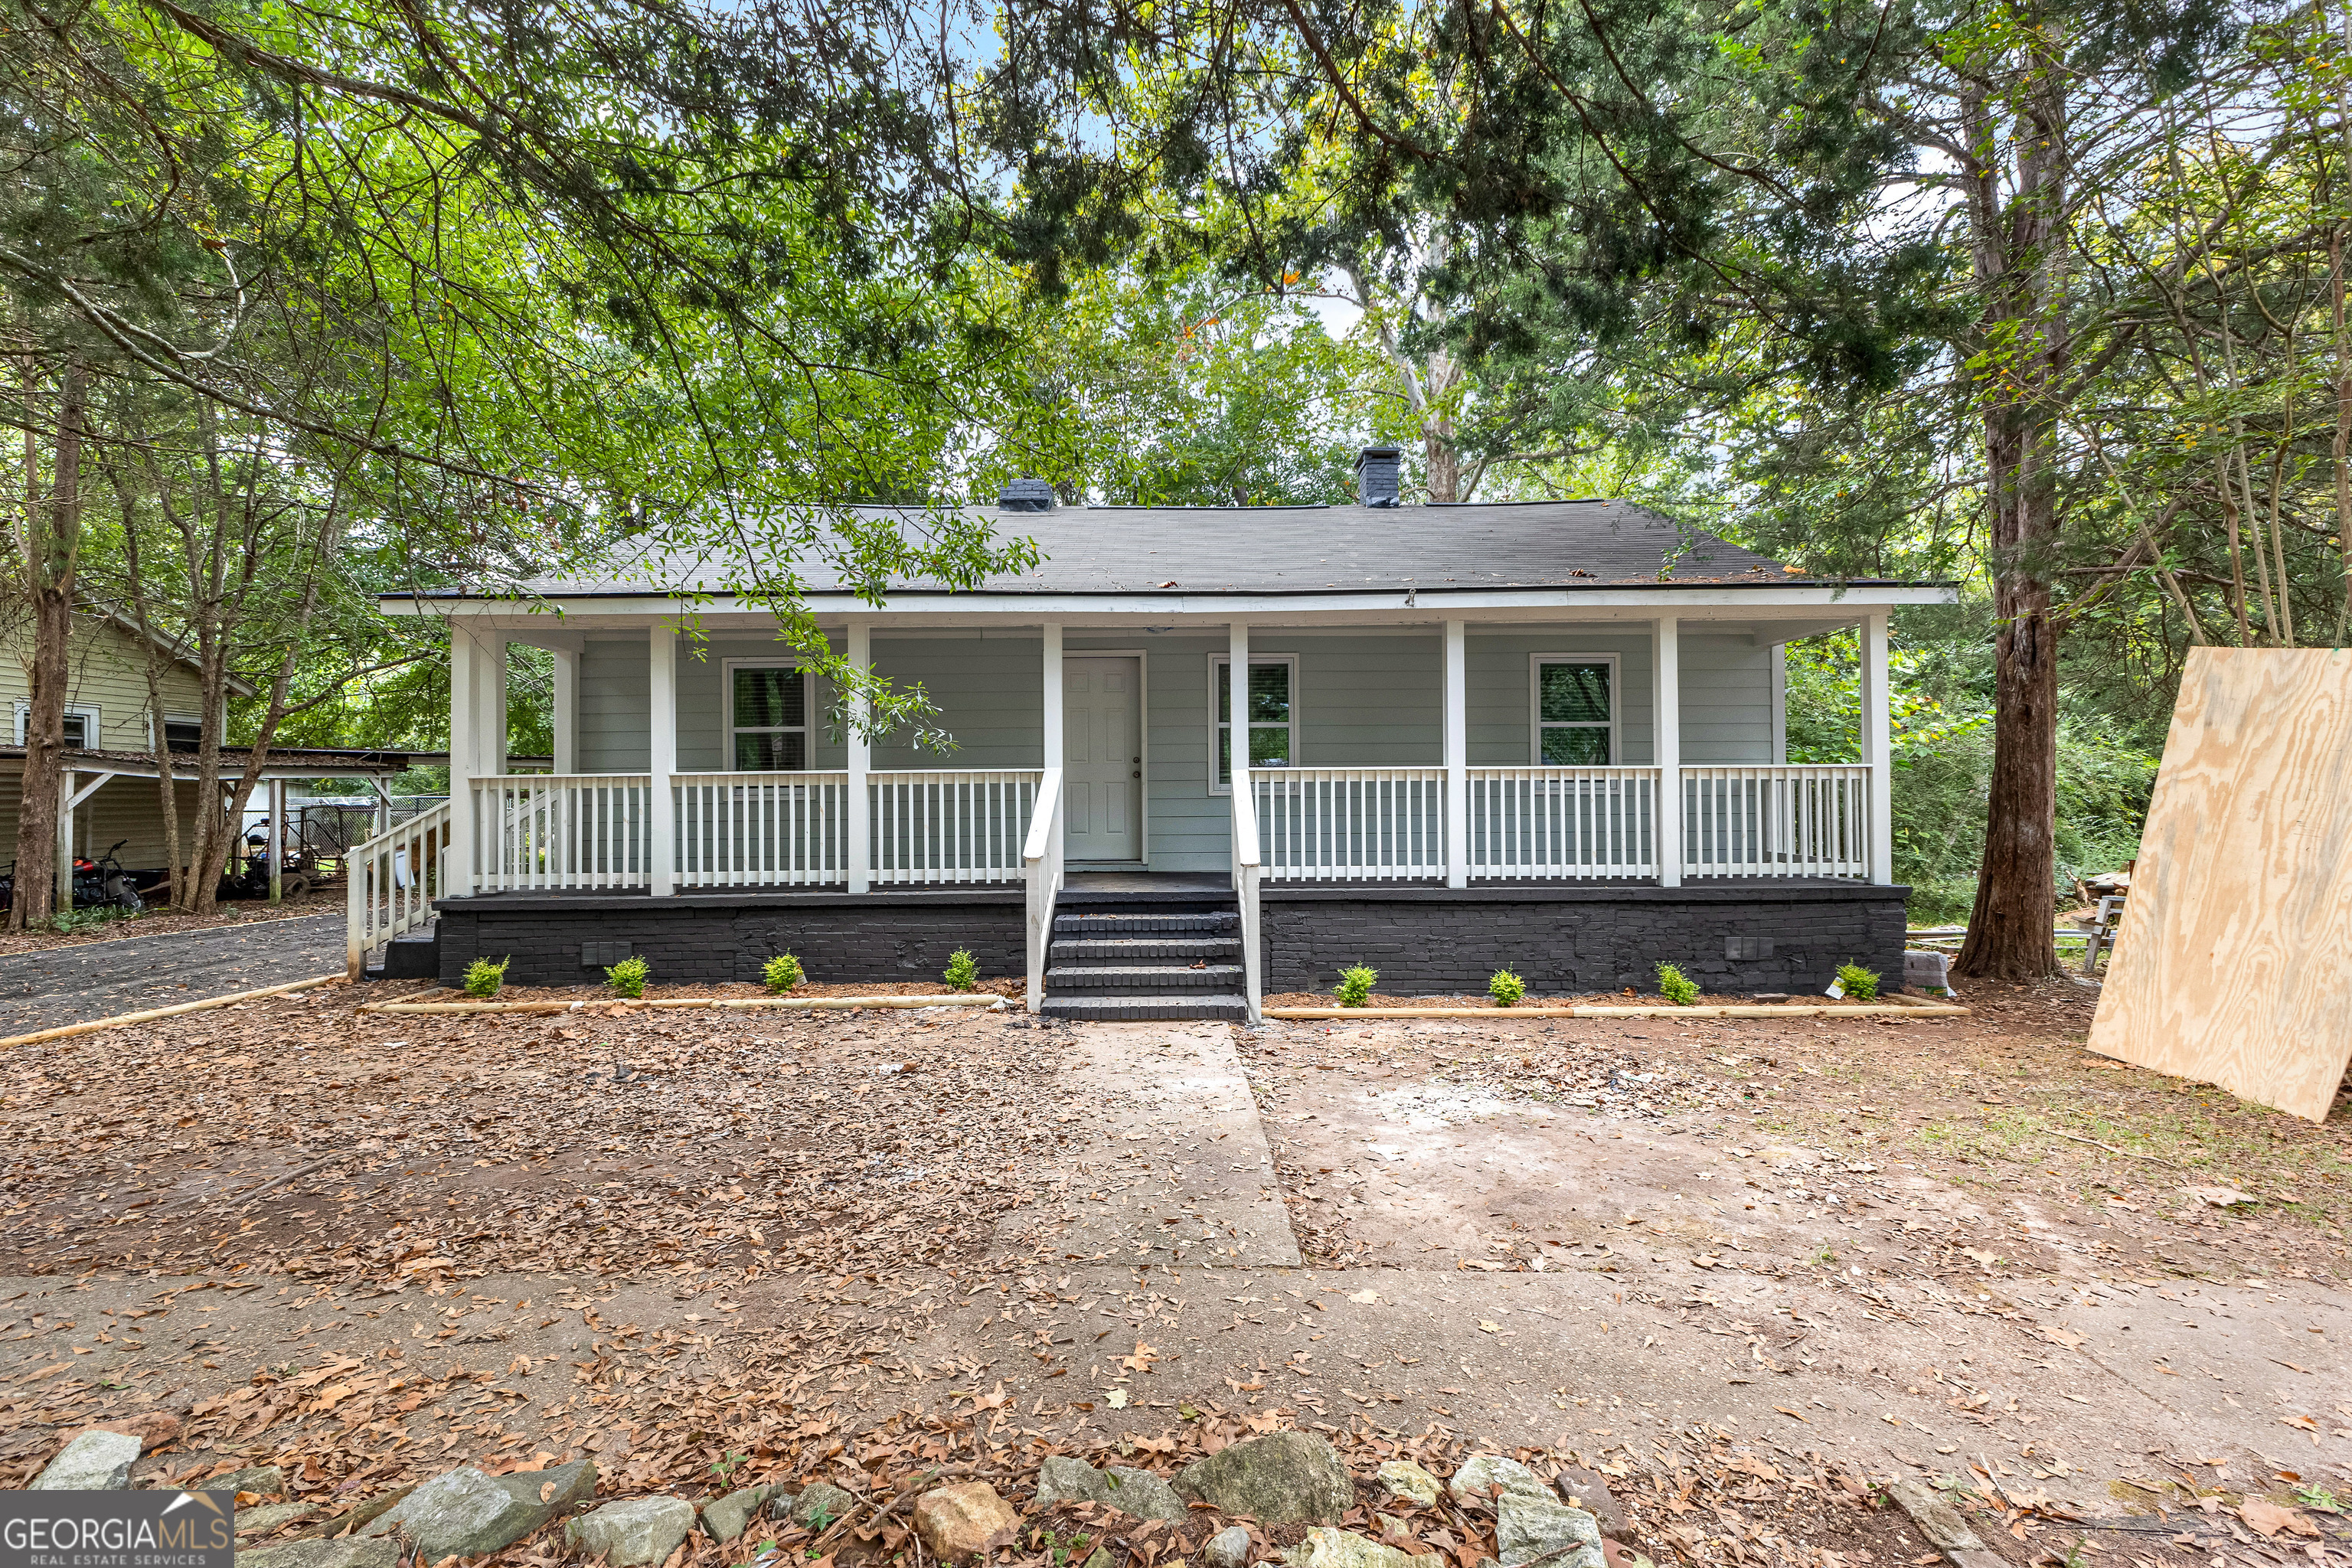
[[1353, 446, 1402, 508], [998, 477, 1057, 511]]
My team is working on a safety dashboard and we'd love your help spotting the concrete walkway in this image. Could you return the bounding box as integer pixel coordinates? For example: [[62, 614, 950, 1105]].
[[0, 909, 342, 1035]]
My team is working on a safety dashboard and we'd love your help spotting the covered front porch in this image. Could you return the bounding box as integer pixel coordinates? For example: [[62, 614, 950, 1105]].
[[352, 608, 1902, 1012]]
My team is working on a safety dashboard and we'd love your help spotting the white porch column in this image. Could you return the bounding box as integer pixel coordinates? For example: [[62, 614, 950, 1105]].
[[1227, 622, 1250, 784], [268, 778, 286, 902], [55, 769, 74, 911], [1442, 619, 1468, 889], [1860, 612, 1894, 884], [648, 626, 677, 896], [550, 642, 580, 774], [1041, 621, 1063, 775], [446, 628, 478, 897], [846, 622, 871, 894], [488, 639, 509, 778], [1652, 616, 1682, 887]]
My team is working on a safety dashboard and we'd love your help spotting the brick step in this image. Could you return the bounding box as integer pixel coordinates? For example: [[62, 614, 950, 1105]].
[[1039, 994, 1250, 1021], [1046, 964, 1243, 994], [1054, 910, 1237, 936], [1050, 936, 1240, 964]]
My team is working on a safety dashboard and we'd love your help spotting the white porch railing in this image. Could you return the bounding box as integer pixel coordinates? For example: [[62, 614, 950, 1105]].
[[677, 772, 848, 887], [1254, 767, 1446, 882], [471, 775, 652, 892], [1467, 766, 1660, 880], [1231, 763, 1263, 1022], [871, 770, 1040, 885], [345, 799, 452, 977], [1023, 768, 1065, 1013], [1681, 765, 1870, 878]]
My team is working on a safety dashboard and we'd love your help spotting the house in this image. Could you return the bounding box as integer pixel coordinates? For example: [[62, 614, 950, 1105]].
[[361, 448, 1957, 1015], [0, 607, 411, 906]]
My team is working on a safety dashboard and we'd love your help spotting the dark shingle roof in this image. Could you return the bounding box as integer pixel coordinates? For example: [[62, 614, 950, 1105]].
[[514, 501, 1807, 598]]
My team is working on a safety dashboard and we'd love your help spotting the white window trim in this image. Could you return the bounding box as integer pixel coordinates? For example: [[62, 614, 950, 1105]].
[[721, 658, 814, 772], [15, 701, 100, 750], [1527, 652, 1621, 766], [147, 710, 205, 750], [1208, 652, 1299, 795]]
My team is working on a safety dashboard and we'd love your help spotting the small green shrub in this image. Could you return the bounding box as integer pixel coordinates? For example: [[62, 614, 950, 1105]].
[[1488, 968, 1526, 1008], [1655, 962, 1700, 1006], [943, 948, 979, 991], [1835, 962, 1881, 1000], [1335, 965, 1378, 1007], [462, 956, 511, 999], [605, 956, 650, 998], [763, 952, 805, 993]]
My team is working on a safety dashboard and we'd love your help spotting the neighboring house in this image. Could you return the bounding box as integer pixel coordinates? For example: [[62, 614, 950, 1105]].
[[0, 608, 410, 903], [361, 448, 1958, 1014]]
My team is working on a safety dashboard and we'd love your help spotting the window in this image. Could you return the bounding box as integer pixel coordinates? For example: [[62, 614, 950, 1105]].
[[163, 717, 204, 750], [1533, 657, 1615, 764], [1212, 655, 1295, 789], [15, 703, 99, 750], [728, 664, 808, 770]]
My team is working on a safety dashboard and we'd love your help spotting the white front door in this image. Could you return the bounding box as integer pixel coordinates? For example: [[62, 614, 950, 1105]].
[[1064, 656, 1142, 862]]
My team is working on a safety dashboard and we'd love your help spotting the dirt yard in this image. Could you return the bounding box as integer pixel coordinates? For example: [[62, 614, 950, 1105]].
[[2, 978, 2346, 1567]]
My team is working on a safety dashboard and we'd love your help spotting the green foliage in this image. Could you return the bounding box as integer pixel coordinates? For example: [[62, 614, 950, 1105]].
[[1836, 963, 1881, 1001], [605, 956, 650, 998], [943, 949, 979, 991], [764, 953, 805, 994], [1488, 969, 1526, 1008], [1655, 964, 1700, 1006], [1335, 965, 1378, 1007], [1784, 627, 2158, 923], [462, 956, 511, 999]]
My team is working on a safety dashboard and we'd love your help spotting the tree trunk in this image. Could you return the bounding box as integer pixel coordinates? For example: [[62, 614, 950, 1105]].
[[1954, 40, 2066, 982], [8, 363, 85, 930]]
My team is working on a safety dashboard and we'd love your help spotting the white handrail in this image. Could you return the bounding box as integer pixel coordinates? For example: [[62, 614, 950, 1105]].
[[1681, 764, 1870, 879], [1467, 766, 1659, 880], [1230, 761, 1262, 1023], [346, 799, 452, 978], [1023, 767, 1064, 1013], [1254, 766, 1446, 881]]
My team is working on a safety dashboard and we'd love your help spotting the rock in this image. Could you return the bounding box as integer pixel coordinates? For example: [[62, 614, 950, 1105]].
[[1207, 1524, 1253, 1568], [1080, 1550, 1115, 1568], [34, 1429, 143, 1490], [1884, 1480, 1999, 1566], [788, 1480, 857, 1529], [1285, 1527, 1416, 1568], [1447, 1455, 1549, 1504], [1174, 1432, 1354, 1524], [1495, 1493, 1602, 1568], [701, 1482, 782, 1542], [74, 1412, 181, 1452], [1373, 1461, 1441, 1508], [234, 1540, 403, 1568], [566, 1496, 697, 1566], [1036, 1457, 1188, 1523], [1549, 1468, 1623, 1537], [203, 1464, 289, 1498], [913, 1481, 1020, 1563], [237, 1501, 322, 1537], [356, 1458, 597, 1559]]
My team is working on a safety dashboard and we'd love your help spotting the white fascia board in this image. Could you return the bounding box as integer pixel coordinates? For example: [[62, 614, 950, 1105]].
[[381, 583, 1956, 630]]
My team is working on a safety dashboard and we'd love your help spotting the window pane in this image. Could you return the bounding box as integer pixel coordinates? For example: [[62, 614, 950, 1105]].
[[1247, 663, 1289, 723], [1540, 727, 1611, 765], [733, 668, 803, 729], [1249, 724, 1289, 766], [1217, 662, 1230, 714], [735, 731, 805, 771], [1217, 725, 1230, 779], [62, 714, 87, 748], [164, 720, 202, 750], [1539, 662, 1609, 724]]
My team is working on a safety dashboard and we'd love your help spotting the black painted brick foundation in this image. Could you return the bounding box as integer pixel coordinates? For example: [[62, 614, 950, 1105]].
[[434, 880, 1906, 996], [435, 890, 1027, 988], [1261, 881, 1907, 995]]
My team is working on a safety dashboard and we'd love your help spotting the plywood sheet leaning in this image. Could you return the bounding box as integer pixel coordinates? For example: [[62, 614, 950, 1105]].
[[2088, 648, 2352, 1122]]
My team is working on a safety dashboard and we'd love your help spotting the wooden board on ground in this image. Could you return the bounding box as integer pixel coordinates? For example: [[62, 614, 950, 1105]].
[[2088, 648, 2352, 1122]]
